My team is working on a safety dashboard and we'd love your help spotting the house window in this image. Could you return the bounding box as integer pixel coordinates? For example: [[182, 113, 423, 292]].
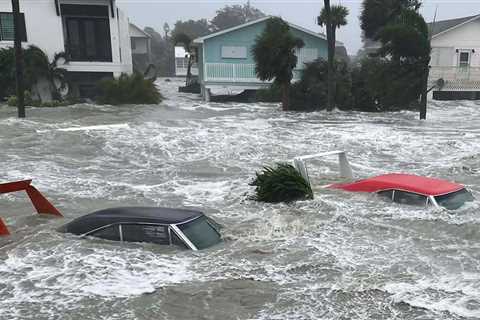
[[61, 4, 112, 62], [221, 46, 247, 59], [458, 51, 471, 67], [131, 38, 136, 50], [0, 12, 27, 41]]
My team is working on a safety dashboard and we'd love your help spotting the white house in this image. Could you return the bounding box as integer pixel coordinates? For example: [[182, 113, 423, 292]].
[[174, 46, 198, 77], [0, 0, 132, 98], [129, 23, 151, 73], [429, 15, 480, 100]]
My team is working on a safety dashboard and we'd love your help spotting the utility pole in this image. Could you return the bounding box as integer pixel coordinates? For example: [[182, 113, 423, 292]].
[[12, 0, 25, 118], [320, 0, 335, 111], [420, 6, 438, 120]]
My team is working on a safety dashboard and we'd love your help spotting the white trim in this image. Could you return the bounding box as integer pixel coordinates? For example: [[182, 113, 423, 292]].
[[193, 16, 331, 44], [432, 15, 480, 40]]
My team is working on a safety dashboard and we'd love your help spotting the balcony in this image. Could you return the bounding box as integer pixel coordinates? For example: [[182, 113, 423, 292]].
[[429, 66, 480, 91], [204, 63, 302, 83]]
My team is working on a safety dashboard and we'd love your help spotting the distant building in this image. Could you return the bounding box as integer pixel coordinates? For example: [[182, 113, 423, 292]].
[[175, 46, 198, 77], [428, 15, 480, 100], [192, 16, 334, 101], [129, 23, 151, 73], [0, 0, 133, 98]]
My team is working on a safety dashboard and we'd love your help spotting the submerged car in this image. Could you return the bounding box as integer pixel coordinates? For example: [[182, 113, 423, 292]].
[[0, 180, 221, 250], [292, 151, 474, 210], [61, 207, 221, 250], [329, 173, 474, 210]]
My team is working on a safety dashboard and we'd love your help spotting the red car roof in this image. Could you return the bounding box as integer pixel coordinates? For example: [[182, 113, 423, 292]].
[[329, 173, 464, 196]]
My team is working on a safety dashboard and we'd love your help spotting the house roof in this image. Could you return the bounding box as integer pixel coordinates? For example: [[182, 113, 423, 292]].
[[428, 14, 480, 38], [129, 23, 151, 39], [330, 173, 464, 196], [193, 16, 342, 45]]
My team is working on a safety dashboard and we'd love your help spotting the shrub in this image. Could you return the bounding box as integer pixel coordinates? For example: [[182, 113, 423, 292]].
[[0, 46, 67, 102], [250, 163, 313, 203], [97, 73, 162, 105], [255, 59, 353, 111]]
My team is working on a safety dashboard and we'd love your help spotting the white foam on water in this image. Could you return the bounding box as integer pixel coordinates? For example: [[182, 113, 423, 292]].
[[384, 274, 480, 318]]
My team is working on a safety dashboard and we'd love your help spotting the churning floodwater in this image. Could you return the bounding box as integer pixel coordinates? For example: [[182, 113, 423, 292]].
[[0, 78, 479, 319]]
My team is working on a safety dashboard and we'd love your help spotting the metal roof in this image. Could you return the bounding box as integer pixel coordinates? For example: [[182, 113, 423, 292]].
[[193, 16, 339, 45], [330, 173, 464, 196], [429, 15, 480, 38]]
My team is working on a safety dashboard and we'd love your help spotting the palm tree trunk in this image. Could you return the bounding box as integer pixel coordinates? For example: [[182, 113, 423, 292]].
[[324, 0, 335, 111], [282, 82, 290, 111], [186, 55, 192, 86], [12, 0, 25, 118]]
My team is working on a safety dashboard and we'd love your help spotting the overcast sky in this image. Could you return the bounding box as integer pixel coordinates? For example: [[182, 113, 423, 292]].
[[117, 0, 480, 55]]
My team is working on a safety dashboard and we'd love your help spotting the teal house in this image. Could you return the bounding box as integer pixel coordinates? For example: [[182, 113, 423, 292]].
[[193, 16, 332, 101]]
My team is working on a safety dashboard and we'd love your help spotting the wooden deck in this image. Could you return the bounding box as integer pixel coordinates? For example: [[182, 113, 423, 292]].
[[204, 63, 302, 83]]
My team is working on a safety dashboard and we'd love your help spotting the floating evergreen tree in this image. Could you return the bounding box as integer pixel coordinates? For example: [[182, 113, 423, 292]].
[[250, 163, 313, 203]]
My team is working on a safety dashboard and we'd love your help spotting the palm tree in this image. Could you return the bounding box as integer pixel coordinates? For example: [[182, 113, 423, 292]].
[[318, 4, 349, 111], [23, 46, 67, 100], [172, 33, 194, 86], [252, 17, 304, 111]]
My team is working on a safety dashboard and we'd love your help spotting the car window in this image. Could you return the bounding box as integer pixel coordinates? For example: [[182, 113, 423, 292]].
[[178, 216, 221, 250], [378, 190, 393, 201], [393, 191, 427, 206], [435, 188, 474, 210], [121, 224, 169, 244], [170, 229, 188, 249], [91, 225, 120, 241]]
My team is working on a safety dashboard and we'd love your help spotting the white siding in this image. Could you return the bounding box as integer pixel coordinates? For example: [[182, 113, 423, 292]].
[[295, 48, 318, 69], [431, 18, 480, 67], [0, 0, 132, 76]]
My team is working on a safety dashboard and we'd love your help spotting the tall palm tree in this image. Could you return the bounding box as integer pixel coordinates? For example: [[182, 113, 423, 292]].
[[252, 17, 304, 111], [318, 4, 349, 111], [172, 33, 194, 86]]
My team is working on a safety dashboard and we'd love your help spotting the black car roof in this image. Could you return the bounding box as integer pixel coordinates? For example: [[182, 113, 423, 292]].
[[63, 207, 204, 235]]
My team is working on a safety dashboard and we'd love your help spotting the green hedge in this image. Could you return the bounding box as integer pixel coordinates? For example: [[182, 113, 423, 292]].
[[96, 73, 162, 105]]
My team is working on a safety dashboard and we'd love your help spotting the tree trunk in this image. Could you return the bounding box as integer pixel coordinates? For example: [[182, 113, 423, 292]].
[[12, 0, 25, 118], [186, 55, 192, 86], [281, 82, 290, 111], [324, 0, 335, 111], [420, 58, 430, 120]]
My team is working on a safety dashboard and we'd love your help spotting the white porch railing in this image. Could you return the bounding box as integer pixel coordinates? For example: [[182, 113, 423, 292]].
[[205, 63, 302, 83], [429, 66, 480, 91]]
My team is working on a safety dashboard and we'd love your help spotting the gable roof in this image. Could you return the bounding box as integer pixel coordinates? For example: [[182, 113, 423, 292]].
[[129, 23, 151, 38], [193, 16, 336, 44], [428, 14, 480, 38], [330, 173, 464, 196]]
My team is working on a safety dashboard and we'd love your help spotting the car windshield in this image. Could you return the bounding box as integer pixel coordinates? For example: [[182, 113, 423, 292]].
[[177, 215, 221, 250], [435, 188, 474, 210]]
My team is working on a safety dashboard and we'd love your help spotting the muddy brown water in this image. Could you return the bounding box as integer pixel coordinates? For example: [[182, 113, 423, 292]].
[[0, 78, 479, 319]]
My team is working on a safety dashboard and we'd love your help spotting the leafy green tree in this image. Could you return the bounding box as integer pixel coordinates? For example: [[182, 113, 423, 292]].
[[318, 4, 349, 111], [360, 0, 430, 114], [144, 26, 174, 76], [171, 19, 211, 40], [360, 0, 421, 39], [252, 17, 304, 111], [210, 3, 265, 31]]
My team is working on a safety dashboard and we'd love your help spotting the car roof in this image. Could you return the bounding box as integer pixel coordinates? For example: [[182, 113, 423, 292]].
[[329, 173, 464, 196], [63, 207, 204, 235]]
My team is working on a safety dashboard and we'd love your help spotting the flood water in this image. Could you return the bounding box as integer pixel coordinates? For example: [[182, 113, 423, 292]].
[[0, 78, 479, 319]]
